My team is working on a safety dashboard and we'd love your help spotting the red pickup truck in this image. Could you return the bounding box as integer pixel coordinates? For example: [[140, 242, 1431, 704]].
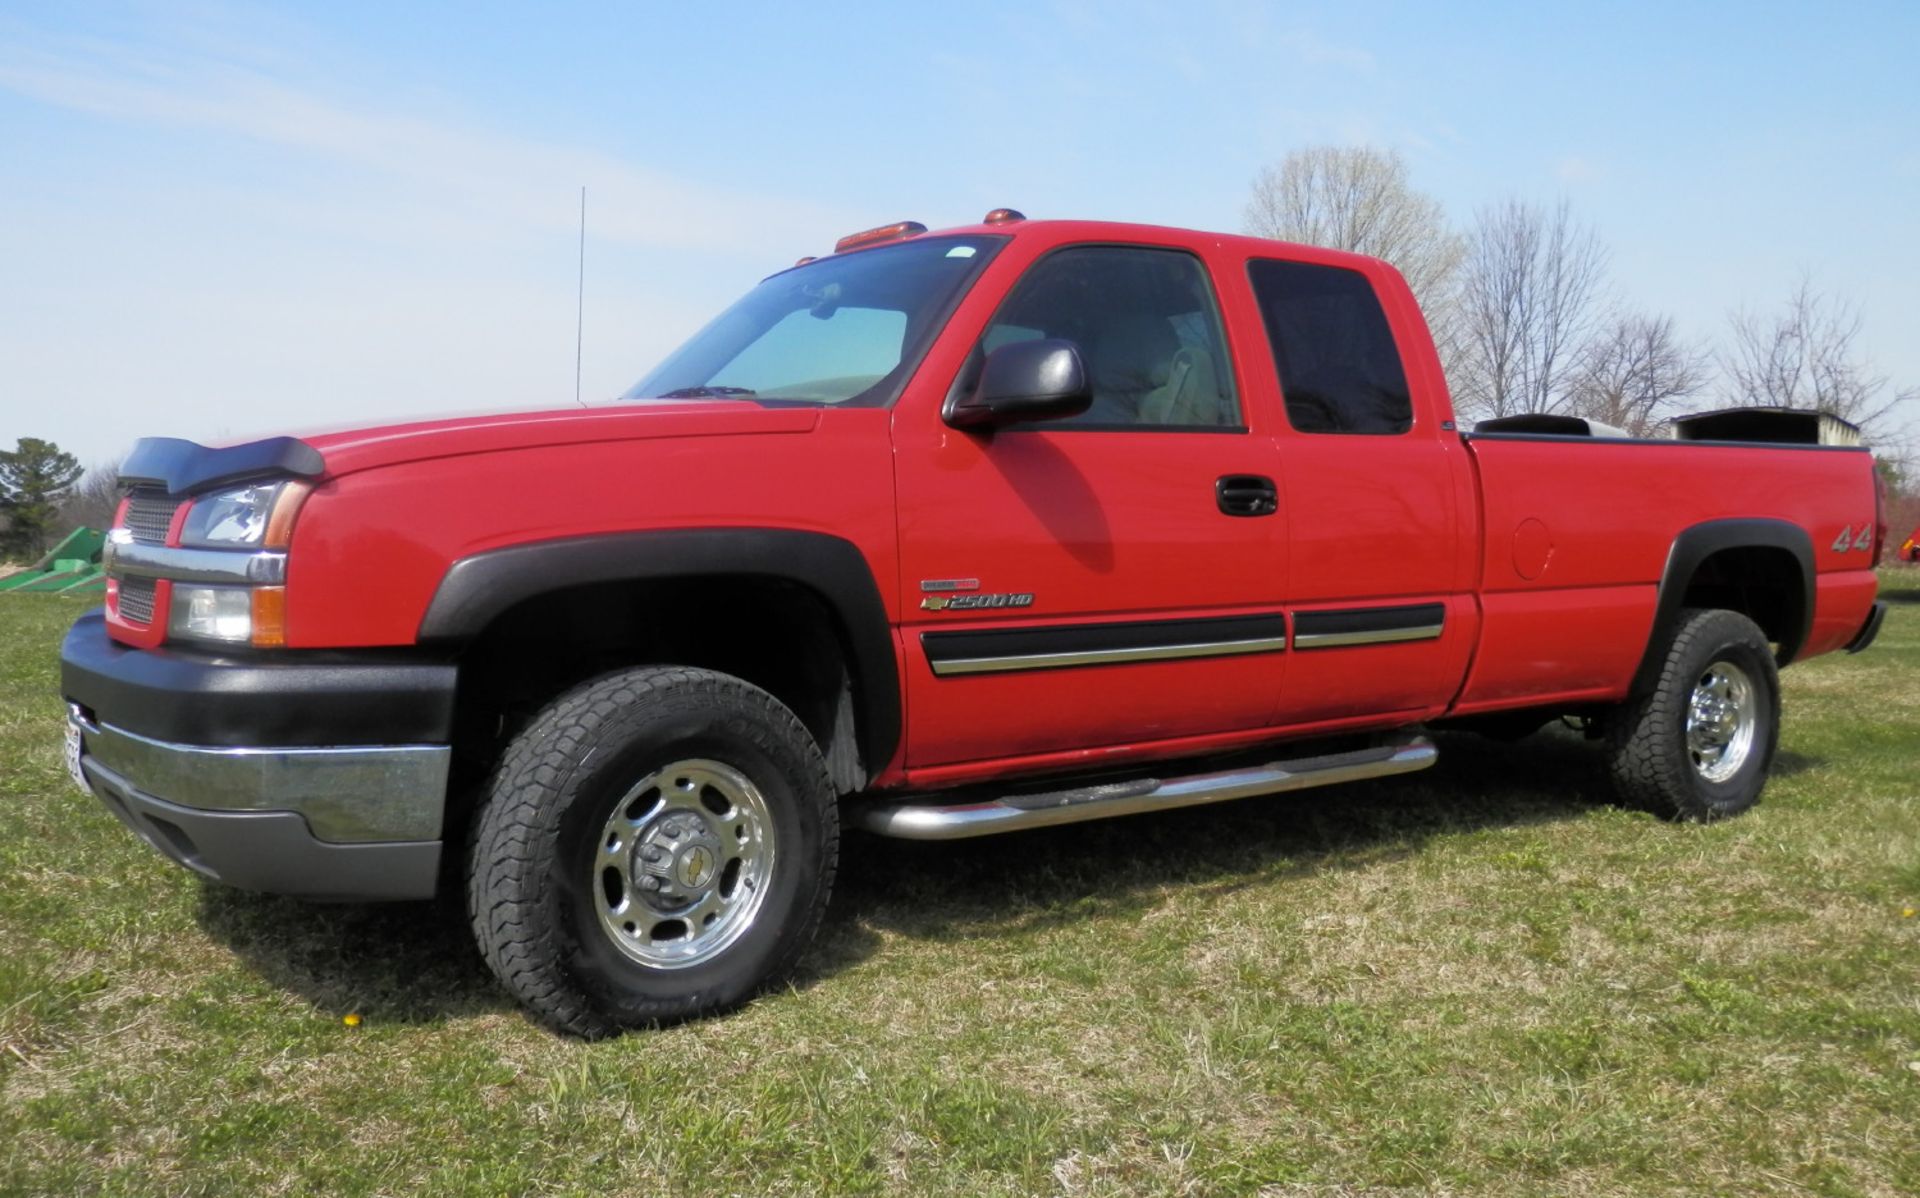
[[61, 214, 1889, 1035]]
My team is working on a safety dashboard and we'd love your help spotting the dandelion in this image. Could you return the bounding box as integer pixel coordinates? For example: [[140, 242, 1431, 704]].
[[343, 1013, 362, 1027], [1904, 907, 1916, 919]]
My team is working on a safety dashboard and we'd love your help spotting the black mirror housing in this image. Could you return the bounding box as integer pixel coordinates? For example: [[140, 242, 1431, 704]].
[[944, 339, 1092, 430]]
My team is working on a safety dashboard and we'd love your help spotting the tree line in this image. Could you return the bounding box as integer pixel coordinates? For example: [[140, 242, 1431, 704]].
[[1243, 146, 1917, 450], [5, 165, 1917, 563], [0, 439, 119, 562]]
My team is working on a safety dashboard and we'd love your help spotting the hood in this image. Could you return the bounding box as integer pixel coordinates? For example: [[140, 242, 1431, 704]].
[[296, 401, 822, 478]]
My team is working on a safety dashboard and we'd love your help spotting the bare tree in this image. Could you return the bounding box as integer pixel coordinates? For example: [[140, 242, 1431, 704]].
[[58, 458, 123, 536], [1720, 274, 1914, 438], [1887, 477, 1920, 557], [1451, 199, 1608, 420], [1243, 146, 1464, 322], [1565, 312, 1709, 436]]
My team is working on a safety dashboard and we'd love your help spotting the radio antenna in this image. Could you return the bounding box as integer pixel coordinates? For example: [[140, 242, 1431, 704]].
[[574, 185, 587, 407]]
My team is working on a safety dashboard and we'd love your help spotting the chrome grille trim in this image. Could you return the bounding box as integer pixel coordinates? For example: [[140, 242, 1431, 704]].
[[103, 535, 287, 585]]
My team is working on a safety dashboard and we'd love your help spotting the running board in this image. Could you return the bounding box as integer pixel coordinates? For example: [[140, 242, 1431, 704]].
[[858, 735, 1437, 840]]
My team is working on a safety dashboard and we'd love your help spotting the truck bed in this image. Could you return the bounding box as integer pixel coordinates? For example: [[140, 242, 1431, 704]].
[[1450, 431, 1881, 716]]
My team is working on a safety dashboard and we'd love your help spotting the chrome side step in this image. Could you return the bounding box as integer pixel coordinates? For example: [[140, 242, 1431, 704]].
[[858, 735, 1437, 840]]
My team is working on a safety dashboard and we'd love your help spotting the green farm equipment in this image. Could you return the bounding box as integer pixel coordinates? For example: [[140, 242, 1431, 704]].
[[0, 527, 108, 595]]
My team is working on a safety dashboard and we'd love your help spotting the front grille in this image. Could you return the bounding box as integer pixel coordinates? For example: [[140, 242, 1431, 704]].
[[122, 489, 182, 546], [117, 577, 157, 625]]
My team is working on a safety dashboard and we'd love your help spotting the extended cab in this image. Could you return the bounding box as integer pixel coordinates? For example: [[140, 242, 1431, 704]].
[[60, 215, 1890, 1034]]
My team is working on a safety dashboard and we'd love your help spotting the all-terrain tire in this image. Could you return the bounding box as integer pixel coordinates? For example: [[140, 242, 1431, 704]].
[[467, 666, 837, 1036], [1605, 608, 1780, 821]]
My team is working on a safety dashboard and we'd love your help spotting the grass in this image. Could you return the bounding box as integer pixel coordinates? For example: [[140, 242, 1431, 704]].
[[2, 572, 1916, 1196]]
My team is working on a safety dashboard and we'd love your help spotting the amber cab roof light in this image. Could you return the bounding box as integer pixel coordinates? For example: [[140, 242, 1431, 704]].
[[983, 207, 1026, 224], [833, 221, 928, 254]]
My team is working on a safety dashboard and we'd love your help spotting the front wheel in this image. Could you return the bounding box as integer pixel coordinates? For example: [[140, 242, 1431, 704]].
[[467, 666, 837, 1036], [1605, 608, 1780, 821]]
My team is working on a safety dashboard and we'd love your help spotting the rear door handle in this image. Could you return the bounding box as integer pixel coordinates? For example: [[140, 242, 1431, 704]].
[[1216, 474, 1278, 517]]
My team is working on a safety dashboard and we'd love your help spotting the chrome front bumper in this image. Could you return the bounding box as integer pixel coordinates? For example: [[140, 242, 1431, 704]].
[[68, 705, 449, 843], [66, 704, 449, 900]]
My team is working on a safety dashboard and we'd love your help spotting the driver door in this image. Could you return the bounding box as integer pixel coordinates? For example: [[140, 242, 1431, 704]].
[[891, 241, 1288, 771]]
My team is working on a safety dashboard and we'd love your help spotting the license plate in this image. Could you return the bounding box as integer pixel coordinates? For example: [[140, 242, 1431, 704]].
[[64, 716, 89, 795]]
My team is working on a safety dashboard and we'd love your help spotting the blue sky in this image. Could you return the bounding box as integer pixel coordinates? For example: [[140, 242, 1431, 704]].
[[3, 0, 1916, 467]]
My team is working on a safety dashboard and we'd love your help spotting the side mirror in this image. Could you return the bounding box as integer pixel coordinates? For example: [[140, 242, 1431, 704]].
[[944, 339, 1092, 430]]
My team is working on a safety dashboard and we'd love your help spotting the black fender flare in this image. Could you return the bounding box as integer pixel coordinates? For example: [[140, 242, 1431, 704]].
[[1630, 518, 1815, 695], [418, 528, 900, 771]]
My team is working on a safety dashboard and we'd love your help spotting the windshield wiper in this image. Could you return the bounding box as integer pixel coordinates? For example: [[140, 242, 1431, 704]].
[[655, 385, 759, 399]]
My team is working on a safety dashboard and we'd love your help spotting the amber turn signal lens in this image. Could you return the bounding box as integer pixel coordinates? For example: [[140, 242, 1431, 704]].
[[263, 481, 313, 549], [833, 221, 928, 254], [250, 587, 287, 648]]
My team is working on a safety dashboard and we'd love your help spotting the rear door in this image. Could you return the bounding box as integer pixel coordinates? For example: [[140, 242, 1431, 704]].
[[892, 239, 1289, 769], [1237, 256, 1475, 726]]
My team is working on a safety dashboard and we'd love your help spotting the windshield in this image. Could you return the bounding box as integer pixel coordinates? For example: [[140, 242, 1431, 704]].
[[623, 234, 1004, 408]]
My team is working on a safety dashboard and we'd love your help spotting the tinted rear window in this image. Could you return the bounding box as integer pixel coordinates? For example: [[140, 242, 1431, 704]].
[[1247, 259, 1411, 435]]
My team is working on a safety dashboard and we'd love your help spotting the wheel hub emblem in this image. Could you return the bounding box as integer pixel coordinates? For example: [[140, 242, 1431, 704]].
[[677, 844, 716, 889], [594, 758, 778, 970]]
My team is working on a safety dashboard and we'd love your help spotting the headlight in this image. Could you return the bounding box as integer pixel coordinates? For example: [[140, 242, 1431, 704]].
[[179, 483, 284, 548], [151, 479, 307, 648]]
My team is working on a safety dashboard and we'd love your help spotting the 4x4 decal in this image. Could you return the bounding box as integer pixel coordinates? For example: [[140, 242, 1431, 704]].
[[1831, 525, 1873, 553]]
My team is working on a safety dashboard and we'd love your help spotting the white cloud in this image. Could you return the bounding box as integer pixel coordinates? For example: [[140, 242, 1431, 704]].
[[1556, 154, 1602, 184], [1272, 29, 1377, 74], [0, 35, 856, 258], [0, 23, 869, 463]]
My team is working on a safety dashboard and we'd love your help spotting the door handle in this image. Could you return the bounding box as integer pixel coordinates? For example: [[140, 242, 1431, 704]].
[[1216, 474, 1278, 517]]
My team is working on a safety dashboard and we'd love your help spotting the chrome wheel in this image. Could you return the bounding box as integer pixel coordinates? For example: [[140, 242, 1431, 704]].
[[592, 758, 777, 969], [1685, 661, 1757, 783]]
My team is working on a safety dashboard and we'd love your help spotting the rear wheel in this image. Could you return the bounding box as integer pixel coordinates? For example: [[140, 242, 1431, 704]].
[[1605, 608, 1780, 820], [467, 666, 837, 1035]]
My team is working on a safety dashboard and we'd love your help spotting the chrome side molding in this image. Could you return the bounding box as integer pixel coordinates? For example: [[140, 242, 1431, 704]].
[[929, 634, 1290, 676], [1291, 623, 1443, 649], [1290, 602, 1446, 650], [858, 734, 1437, 840]]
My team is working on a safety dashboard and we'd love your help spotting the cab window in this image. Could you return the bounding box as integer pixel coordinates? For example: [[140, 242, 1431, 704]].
[[1248, 259, 1412, 435], [979, 247, 1240, 429]]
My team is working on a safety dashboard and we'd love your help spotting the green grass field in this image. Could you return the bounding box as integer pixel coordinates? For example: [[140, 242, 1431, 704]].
[[2, 575, 1916, 1196]]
